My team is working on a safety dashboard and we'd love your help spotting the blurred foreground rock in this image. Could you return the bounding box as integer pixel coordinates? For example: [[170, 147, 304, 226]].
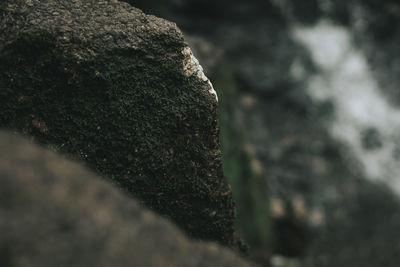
[[0, 0, 236, 246], [0, 131, 252, 267]]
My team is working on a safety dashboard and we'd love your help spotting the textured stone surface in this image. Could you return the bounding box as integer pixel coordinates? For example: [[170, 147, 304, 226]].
[[0, 131, 252, 267], [0, 0, 234, 246]]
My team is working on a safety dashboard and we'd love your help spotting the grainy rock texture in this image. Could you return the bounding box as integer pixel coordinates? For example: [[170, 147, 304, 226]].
[[0, 0, 235, 246], [0, 131, 252, 267]]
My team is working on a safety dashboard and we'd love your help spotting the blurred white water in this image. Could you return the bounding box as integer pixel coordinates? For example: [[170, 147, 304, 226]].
[[292, 20, 400, 193]]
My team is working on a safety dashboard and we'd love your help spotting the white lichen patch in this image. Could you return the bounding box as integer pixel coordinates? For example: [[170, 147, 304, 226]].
[[182, 46, 218, 101]]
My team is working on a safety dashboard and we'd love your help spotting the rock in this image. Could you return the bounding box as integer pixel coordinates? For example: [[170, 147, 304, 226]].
[[0, 131, 252, 267], [0, 0, 235, 246]]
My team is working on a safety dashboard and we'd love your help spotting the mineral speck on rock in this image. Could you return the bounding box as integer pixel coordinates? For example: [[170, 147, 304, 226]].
[[182, 45, 219, 101]]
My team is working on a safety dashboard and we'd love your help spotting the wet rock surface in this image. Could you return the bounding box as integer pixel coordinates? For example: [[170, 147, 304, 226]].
[[0, 0, 235, 247], [0, 131, 253, 267]]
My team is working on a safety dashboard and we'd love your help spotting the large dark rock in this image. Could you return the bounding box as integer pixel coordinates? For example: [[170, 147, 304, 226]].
[[0, 0, 235, 246], [0, 131, 252, 267]]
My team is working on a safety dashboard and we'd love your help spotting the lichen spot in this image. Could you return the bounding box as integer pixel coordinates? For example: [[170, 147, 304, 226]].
[[182, 46, 218, 101]]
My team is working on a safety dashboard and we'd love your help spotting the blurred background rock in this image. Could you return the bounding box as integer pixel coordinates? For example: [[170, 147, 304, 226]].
[[127, 0, 400, 266]]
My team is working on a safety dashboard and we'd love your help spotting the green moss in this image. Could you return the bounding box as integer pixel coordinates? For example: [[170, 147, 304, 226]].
[[212, 59, 271, 248], [0, 36, 235, 246]]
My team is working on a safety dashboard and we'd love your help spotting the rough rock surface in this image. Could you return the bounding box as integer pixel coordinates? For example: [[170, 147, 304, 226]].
[[0, 131, 252, 267], [0, 0, 235, 246]]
